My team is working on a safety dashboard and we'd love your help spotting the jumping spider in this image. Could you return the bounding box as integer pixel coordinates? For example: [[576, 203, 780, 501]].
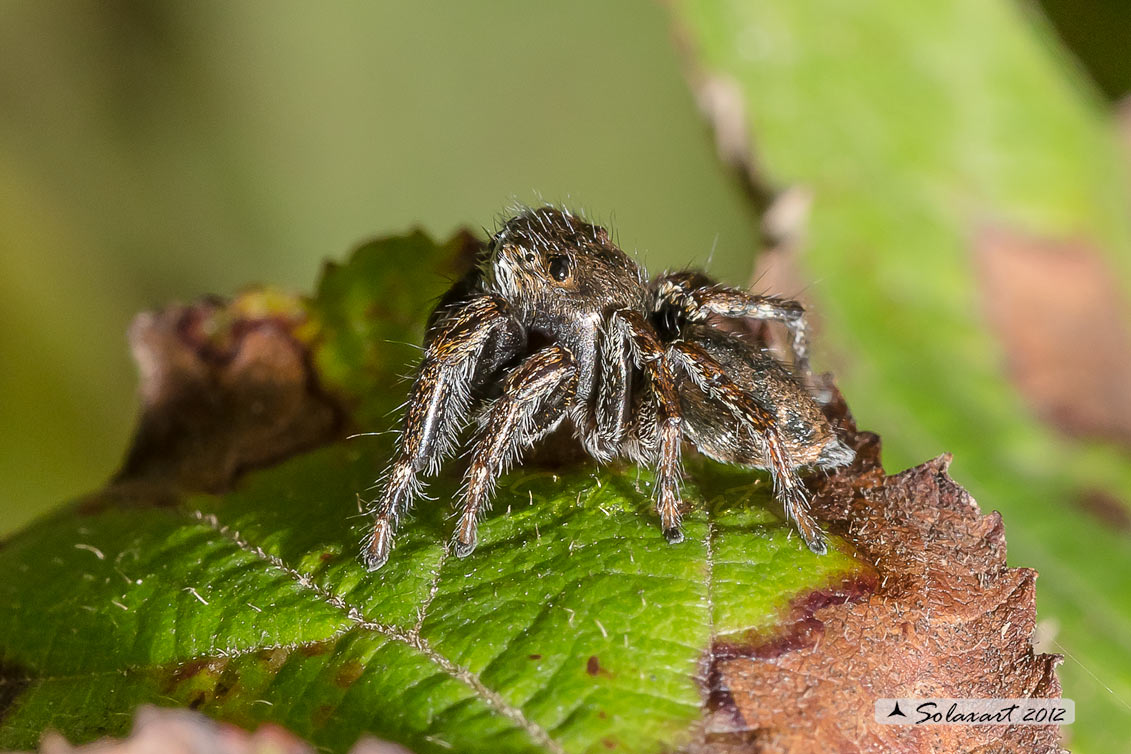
[[362, 206, 853, 571]]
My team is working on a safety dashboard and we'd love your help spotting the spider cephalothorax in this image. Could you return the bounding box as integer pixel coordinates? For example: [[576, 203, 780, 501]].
[[362, 206, 853, 571]]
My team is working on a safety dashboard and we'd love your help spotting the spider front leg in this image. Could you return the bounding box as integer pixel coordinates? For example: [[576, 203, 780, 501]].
[[657, 273, 813, 381], [589, 321, 632, 460], [363, 295, 521, 571], [669, 340, 828, 555], [454, 345, 577, 557], [611, 309, 685, 543]]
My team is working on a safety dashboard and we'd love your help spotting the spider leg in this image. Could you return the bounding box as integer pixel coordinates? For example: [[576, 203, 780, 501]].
[[611, 309, 685, 543], [582, 320, 632, 460], [669, 340, 828, 555], [454, 345, 577, 557], [656, 272, 812, 380], [364, 295, 521, 571]]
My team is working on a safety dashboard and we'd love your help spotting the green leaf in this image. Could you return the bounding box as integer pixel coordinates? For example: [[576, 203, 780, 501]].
[[0, 234, 867, 754], [669, 1, 1131, 750]]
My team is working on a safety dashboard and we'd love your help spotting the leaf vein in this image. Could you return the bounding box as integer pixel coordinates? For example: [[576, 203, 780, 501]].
[[2, 630, 359, 687], [705, 520, 717, 643], [412, 545, 449, 639], [188, 509, 565, 754]]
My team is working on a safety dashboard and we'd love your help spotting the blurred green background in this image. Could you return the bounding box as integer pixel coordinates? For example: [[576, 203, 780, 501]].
[[1, 0, 768, 534], [3, 0, 1129, 531], [2, 2, 1131, 747]]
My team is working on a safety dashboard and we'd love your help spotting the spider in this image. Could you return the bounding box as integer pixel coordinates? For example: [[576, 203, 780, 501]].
[[362, 206, 853, 571]]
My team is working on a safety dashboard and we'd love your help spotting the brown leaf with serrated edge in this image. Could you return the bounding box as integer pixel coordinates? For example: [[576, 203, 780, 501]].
[[975, 227, 1131, 448], [691, 395, 1064, 754]]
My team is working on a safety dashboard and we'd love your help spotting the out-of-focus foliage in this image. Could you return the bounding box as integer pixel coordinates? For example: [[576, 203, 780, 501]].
[[1040, 0, 1131, 100], [0, 1, 761, 535], [670, 0, 1131, 751]]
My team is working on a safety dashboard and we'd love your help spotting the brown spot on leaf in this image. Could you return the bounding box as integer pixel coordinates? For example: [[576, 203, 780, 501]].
[[335, 660, 365, 689], [975, 227, 1131, 448], [299, 639, 335, 658], [0, 658, 33, 723], [695, 393, 1063, 753], [528, 654, 542, 660], [211, 675, 237, 702], [167, 658, 222, 687], [260, 647, 291, 674], [586, 655, 601, 677], [162, 657, 230, 700], [115, 291, 346, 495], [312, 704, 335, 727]]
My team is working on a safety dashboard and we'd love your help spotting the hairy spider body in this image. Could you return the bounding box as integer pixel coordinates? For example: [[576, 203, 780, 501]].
[[362, 207, 853, 571]]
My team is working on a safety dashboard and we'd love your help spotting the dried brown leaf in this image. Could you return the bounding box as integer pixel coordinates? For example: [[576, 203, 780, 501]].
[[694, 397, 1064, 754]]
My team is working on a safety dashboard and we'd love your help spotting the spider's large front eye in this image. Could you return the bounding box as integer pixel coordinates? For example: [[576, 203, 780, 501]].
[[548, 256, 570, 282]]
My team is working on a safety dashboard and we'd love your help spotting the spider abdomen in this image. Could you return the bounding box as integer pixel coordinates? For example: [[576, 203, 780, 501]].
[[676, 325, 849, 471]]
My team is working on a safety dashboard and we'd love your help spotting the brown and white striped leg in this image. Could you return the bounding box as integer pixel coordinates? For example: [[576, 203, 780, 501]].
[[689, 286, 811, 379], [611, 309, 685, 543], [655, 273, 812, 379], [454, 345, 576, 558], [590, 320, 633, 459], [669, 340, 827, 554], [364, 295, 520, 571]]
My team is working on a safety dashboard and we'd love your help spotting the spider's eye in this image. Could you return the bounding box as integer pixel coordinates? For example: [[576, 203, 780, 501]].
[[548, 256, 570, 282]]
